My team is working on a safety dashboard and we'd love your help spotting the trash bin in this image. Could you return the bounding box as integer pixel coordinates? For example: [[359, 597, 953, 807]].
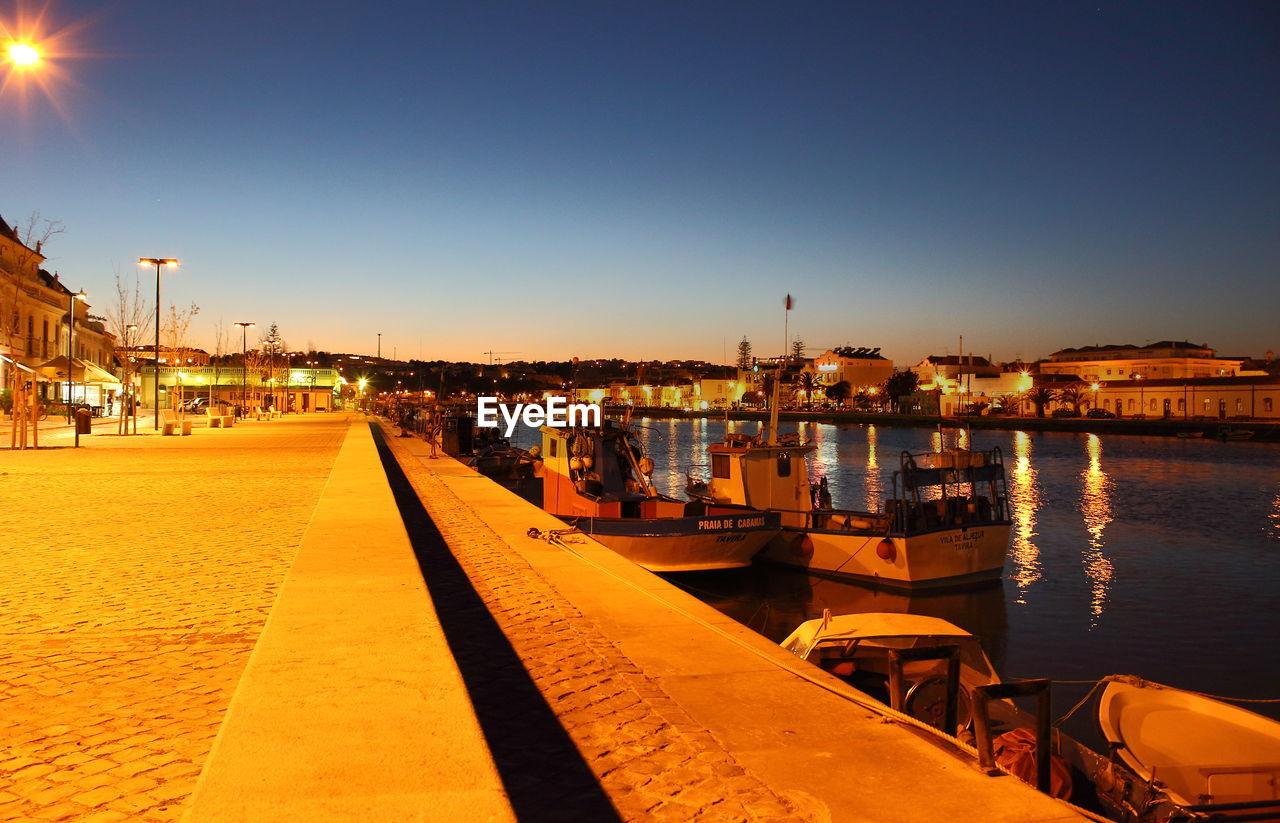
[[75, 407, 92, 435]]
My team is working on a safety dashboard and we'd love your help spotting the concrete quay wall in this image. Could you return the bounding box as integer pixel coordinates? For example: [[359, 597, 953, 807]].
[[381, 424, 1088, 822]]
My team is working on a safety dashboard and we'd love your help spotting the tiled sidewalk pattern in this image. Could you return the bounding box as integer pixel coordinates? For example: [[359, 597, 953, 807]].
[[380, 428, 809, 823], [0, 416, 349, 822]]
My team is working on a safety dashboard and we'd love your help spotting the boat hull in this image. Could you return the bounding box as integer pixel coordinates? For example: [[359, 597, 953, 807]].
[[759, 523, 1011, 589], [568, 512, 781, 572]]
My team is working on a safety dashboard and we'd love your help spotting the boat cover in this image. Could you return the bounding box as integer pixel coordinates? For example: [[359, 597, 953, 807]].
[[1097, 676, 1280, 807], [782, 613, 972, 658]]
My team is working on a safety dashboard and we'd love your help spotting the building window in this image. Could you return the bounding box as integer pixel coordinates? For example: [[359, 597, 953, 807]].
[[1149, 398, 1157, 411], [1265, 398, 1274, 413], [1203, 398, 1211, 412], [1236, 398, 1244, 412], [712, 453, 731, 479], [1177, 398, 1185, 412], [1127, 399, 1135, 411]]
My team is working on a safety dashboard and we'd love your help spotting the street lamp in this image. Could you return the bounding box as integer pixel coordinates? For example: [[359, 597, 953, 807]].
[[233, 322, 255, 412], [66, 289, 87, 424], [139, 257, 179, 430]]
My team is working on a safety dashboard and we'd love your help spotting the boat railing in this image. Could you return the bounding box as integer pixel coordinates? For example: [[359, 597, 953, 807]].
[[890, 447, 1011, 531]]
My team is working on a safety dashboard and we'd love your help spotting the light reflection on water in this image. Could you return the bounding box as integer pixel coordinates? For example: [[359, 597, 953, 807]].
[[511, 419, 1280, 715], [1079, 434, 1114, 626], [1008, 431, 1042, 602]]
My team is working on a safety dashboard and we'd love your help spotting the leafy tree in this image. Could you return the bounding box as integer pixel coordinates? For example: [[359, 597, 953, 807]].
[[881, 371, 920, 413], [825, 380, 852, 408], [736, 336, 753, 370]]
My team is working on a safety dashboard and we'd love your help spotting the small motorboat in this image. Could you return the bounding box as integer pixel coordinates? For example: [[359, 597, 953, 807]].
[[1096, 676, 1280, 820], [781, 611, 1001, 732], [1176, 431, 1205, 439], [1219, 429, 1256, 442]]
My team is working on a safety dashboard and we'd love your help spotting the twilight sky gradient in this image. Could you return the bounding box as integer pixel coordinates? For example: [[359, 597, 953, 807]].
[[3, 1, 1278, 364]]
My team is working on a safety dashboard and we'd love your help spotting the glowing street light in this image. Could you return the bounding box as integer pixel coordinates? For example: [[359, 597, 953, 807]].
[[139, 258, 179, 429]]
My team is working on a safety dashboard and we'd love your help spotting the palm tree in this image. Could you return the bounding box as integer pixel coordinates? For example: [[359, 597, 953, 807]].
[[995, 391, 1024, 416], [1026, 386, 1057, 418], [1057, 383, 1086, 414], [797, 372, 818, 410]]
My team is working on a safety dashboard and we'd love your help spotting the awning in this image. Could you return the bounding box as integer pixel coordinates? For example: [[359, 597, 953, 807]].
[[37, 356, 123, 386]]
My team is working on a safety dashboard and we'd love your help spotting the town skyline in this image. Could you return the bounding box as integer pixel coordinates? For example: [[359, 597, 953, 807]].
[[4, 2, 1277, 364]]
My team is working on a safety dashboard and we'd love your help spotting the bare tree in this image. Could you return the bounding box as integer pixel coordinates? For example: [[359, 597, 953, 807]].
[[210, 320, 227, 407], [107, 267, 153, 434], [162, 302, 200, 417]]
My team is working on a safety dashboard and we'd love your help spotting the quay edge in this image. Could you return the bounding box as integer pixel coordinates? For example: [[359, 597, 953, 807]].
[[378, 420, 1093, 823]]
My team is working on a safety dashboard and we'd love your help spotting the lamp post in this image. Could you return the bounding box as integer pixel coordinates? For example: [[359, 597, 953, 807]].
[[64, 288, 87, 424], [233, 322, 255, 412], [139, 258, 179, 429]]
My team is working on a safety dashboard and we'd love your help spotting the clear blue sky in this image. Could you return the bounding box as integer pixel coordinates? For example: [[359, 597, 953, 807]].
[[4, 0, 1278, 364]]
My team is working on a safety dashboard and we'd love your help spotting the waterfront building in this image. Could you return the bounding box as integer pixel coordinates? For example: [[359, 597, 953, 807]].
[[1090, 375, 1280, 420], [803, 347, 894, 391], [0, 215, 119, 408], [1039, 341, 1244, 382], [134, 365, 341, 412]]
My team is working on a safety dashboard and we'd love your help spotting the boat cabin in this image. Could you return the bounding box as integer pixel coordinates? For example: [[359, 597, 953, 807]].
[[541, 422, 688, 520]]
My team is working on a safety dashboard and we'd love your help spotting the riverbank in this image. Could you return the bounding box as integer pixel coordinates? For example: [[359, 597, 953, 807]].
[[615, 406, 1280, 441]]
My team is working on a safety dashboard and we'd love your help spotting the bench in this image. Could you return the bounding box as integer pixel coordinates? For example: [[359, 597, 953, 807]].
[[160, 409, 193, 436], [267, 405, 282, 419], [252, 406, 271, 421], [205, 407, 234, 428]]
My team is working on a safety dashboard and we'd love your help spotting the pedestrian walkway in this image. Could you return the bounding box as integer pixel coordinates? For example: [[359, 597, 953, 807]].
[[0, 414, 352, 822]]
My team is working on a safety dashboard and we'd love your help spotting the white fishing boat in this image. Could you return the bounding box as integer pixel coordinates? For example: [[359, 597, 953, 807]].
[[687, 430, 1012, 589], [539, 422, 780, 572], [1096, 676, 1280, 821]]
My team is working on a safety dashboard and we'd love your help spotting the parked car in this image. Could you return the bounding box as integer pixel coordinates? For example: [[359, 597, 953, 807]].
[[180, 398, 209, 413], [1086, 408, 1117, 419], [1050, 408, 1080, 418]]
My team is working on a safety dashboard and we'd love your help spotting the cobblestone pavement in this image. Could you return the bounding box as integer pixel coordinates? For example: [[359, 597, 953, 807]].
[[0, 415, 350, 822], [378, 425, 811, 823]]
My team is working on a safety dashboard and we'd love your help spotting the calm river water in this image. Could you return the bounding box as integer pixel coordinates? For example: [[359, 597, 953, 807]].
[[513, 418, 1280, 720]]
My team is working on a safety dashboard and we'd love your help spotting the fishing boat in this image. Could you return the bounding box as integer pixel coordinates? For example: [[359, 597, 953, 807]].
[[687, 430, 1012, 589], [539, 421, 780, 572], [1096, 676, 1280, 821]]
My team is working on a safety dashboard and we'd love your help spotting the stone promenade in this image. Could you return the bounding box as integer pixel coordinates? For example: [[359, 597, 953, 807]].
[[0, 415, 350, 822]]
